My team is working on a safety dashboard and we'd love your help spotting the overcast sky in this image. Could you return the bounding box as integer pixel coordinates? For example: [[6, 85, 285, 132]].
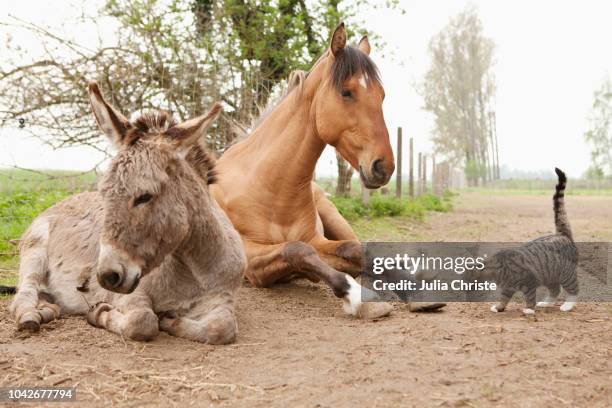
[[1, 0, 611, 178]]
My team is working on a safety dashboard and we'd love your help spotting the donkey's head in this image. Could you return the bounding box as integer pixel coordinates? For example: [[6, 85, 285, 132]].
[[309, 23, 394, 188], [88, 82, 221, 293]]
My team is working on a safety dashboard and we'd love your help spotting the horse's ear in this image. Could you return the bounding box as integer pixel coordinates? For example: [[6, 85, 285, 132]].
[[358, 35, 371, 55], [167, 103, 223, 152], [88, 81, 130, 149], [330, 22, 347, 56]]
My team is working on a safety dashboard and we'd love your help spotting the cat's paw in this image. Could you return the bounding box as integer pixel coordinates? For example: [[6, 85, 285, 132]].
[[536, 301, 555, 308], [490, 304, 500, 313], [560, 302, 575, 312], [522, 308, 535, 315]]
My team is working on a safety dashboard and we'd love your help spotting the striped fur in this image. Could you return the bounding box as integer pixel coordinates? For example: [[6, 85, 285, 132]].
[[485, 168, 579, 313]]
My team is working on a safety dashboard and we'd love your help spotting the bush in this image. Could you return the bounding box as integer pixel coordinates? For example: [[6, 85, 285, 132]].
[[368, 195, 405, 217], [418, 194, 452, 212], [329, 193, 452, 221], [329, 196, 368, 221]]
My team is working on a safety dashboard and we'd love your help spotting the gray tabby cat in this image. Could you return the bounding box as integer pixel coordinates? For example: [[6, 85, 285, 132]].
[[485, 168, 578, 315]]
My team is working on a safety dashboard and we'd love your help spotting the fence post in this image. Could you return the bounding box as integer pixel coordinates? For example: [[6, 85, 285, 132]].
[[396, 127, 402, 199], [417, 152, 422, 196], [422, 154, 427, 194], [361, 180, 370, 205], [408, 137, 414, 199]]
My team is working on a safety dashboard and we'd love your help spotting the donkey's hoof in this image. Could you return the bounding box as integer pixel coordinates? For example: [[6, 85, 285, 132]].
[[409, 302, 446, 312], [17, 312, 41, 332], [357, 302, 393, 319], [87, 303, 113, 327]]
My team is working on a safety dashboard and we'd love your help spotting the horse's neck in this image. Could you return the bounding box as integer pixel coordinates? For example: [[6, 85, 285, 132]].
[[245, 92, 325, 189]]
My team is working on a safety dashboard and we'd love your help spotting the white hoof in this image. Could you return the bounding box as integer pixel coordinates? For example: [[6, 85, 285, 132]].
[[342, 275, 362, 316], [341, 275, 392, 319], [522, 308, 535, 315]]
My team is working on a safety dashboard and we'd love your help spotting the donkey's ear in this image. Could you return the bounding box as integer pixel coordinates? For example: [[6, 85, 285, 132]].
[[167, 103, 223, 152], [358, 35, 371, 55], [330, 22, 347, 56], [88, 81, 130, 149]]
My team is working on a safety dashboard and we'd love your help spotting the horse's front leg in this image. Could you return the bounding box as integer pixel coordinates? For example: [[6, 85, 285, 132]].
[[87, 295, 159, 341], [309, 236, 363, 277]]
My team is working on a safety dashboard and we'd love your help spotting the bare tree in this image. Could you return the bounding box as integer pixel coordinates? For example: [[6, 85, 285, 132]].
[[584, 77, 612, 177], [421, 6, 497, 186]]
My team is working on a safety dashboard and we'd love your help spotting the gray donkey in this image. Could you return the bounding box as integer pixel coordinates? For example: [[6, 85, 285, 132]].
[[9, 82, 246, 344]]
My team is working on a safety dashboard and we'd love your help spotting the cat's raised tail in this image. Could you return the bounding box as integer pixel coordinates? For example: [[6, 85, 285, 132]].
[[554, 167, 573, 241]]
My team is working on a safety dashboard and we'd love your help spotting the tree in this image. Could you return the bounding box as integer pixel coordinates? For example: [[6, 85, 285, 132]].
[[584, 77, 612, 176], [1, 0, 392, 160], [421, 6, 497, 186]]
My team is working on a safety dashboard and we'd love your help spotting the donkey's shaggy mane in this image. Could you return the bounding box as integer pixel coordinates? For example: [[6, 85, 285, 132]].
[[132, 111, 178, 135], [127, 110, 217, 185]]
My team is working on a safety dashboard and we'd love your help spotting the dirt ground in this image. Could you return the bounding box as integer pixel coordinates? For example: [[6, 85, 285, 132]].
[[1, 192, 611, 407]]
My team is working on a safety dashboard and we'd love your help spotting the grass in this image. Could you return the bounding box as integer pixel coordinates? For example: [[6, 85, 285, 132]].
[[330, 192, 453, 222], [0, 169, 96, 287]]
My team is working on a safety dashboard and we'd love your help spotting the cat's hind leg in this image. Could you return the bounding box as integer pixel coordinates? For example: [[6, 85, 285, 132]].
[[537, 285, 560, 308], [560, 269, 578, 312], [522, 286, 537, 315]]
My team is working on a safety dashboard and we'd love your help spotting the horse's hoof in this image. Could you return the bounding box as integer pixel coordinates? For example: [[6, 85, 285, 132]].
[[17, 312, 41, 332], [87, 303, 113, 327], [357, 302, 393, 319], [409, 302, 446, 312]]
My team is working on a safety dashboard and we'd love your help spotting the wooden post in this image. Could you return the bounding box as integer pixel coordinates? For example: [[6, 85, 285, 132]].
[[424, 154, 428, 195], [361, 179, 370, 205], [408, 137, 414, 199], [396, 127, 402, 199], [417, 152, 422, 196]]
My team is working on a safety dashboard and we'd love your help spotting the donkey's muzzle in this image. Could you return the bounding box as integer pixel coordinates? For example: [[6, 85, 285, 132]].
[[97, 267, 140, 294], [100, 270, 122, 290]]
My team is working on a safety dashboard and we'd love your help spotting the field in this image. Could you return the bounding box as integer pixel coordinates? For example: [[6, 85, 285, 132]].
[[0, 172, 611, 407]]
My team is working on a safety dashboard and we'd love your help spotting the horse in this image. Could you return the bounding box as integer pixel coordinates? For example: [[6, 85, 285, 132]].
[[211, 23, 446, 318], [9, 82, 246, 344]]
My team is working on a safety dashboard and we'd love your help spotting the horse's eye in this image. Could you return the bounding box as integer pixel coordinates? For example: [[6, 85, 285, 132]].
[[341, 89, 353, 99], [134, 193, 153, 207]]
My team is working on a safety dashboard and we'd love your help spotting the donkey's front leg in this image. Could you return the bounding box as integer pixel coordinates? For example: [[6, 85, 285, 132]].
[[159, 305, 237, 345], [87, 298, 159, 341]]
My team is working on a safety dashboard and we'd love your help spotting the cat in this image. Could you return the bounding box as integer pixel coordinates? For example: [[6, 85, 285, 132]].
[[484, 168, 578, 315]]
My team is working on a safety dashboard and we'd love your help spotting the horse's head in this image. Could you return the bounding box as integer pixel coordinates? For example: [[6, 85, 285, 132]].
[[88, 82, 221, 293], [309, 23, 394, 188]]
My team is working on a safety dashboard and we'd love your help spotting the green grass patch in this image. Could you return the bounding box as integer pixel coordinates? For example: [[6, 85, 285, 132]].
[[330, 192, 452, 222], [0, 169, 97, 285]]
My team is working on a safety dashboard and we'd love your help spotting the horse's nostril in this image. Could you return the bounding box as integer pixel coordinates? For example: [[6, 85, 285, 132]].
[[372, 159, 386, 179], [103, 271, 121, 288]]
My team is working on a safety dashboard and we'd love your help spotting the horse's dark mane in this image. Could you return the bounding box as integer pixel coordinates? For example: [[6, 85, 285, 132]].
[[331, 45, 381, 90]]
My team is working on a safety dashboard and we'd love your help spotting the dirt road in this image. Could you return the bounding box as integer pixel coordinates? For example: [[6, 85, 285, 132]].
[[1, 192, 611, 407]]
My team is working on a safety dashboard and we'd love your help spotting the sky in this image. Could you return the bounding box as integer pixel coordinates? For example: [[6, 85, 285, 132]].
[[1, 0, 611, 178]]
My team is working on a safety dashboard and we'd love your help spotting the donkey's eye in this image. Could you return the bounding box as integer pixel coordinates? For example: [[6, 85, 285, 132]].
[[133, 193, 153, 207], [341, 89, 353, 99]]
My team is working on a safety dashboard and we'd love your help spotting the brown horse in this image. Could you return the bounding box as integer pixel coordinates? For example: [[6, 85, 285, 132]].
[[212, 23, 444, 318]]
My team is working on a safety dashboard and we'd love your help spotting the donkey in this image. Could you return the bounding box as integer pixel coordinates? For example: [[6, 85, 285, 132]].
[[9, 82, 246, 344]]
